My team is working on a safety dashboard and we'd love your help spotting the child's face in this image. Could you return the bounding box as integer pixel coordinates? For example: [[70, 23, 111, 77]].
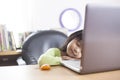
[[66, 39, 82, 59]]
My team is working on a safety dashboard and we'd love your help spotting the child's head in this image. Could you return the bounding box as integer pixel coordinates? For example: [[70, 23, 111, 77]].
[[60, 30, 83, 58], [66, 38, 82, 58]]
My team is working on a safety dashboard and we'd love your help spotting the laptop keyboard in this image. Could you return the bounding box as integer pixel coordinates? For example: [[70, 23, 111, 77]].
[[61, 60, 81, 69]]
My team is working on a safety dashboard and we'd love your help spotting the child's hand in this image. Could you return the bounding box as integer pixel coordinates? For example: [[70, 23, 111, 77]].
[[62, 56, 75, 60]]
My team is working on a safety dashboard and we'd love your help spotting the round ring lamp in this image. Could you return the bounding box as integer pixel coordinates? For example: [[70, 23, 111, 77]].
[[59, 8, 82, 31]]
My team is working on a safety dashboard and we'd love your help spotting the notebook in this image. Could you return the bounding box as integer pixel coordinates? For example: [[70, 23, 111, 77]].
[[61, 4, 120, 74]]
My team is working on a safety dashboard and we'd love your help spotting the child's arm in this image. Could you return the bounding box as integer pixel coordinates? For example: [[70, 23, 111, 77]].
[[38, 48, 61, 66]]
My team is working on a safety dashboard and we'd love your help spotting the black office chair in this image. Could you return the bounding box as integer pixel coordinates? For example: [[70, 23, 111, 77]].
[[21, 30, 68, 65]]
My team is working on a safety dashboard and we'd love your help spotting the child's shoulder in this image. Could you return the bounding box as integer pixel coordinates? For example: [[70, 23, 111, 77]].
[[46, 48, 61, 55], [47, 48, 60, 52], [48, 48, 59, 50]]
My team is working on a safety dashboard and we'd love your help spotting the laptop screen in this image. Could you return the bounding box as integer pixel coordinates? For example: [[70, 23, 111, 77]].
[[81, 4, 120, 74]]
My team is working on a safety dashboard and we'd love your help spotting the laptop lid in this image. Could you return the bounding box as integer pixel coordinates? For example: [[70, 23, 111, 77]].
[[81, 4, 120, 74]]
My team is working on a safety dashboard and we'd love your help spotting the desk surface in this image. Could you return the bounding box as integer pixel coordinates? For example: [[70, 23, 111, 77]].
[[0, 65, 120, 80], [0, 50, 21, 56]]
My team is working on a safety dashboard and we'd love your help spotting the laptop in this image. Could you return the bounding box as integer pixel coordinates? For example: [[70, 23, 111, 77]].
[[61, 4, 120, 74]]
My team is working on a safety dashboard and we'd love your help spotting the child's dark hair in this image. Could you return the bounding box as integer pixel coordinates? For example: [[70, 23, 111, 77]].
[[60, 30, 83, 52]]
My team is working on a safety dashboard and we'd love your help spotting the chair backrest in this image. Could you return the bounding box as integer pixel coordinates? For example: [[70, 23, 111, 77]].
[[22, 30, 68, 65]]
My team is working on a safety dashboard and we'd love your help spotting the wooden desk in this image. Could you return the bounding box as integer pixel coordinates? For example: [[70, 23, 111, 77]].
[[0, 50, 21, 56], [0, 50, 21, 66], [0, 65, 120, 80]]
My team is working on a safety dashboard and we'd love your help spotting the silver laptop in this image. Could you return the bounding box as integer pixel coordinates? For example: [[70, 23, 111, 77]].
[[61, 4, 120, 74]]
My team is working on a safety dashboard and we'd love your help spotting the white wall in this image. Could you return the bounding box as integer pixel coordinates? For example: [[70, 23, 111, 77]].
[[30, 0, 86, 31], [0, 0, 119, 47], [28, 0, 120, 32], [0, 0, 119, 32]]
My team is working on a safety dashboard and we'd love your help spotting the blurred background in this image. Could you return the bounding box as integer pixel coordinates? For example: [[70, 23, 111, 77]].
[[0, 0, 119, 49]]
